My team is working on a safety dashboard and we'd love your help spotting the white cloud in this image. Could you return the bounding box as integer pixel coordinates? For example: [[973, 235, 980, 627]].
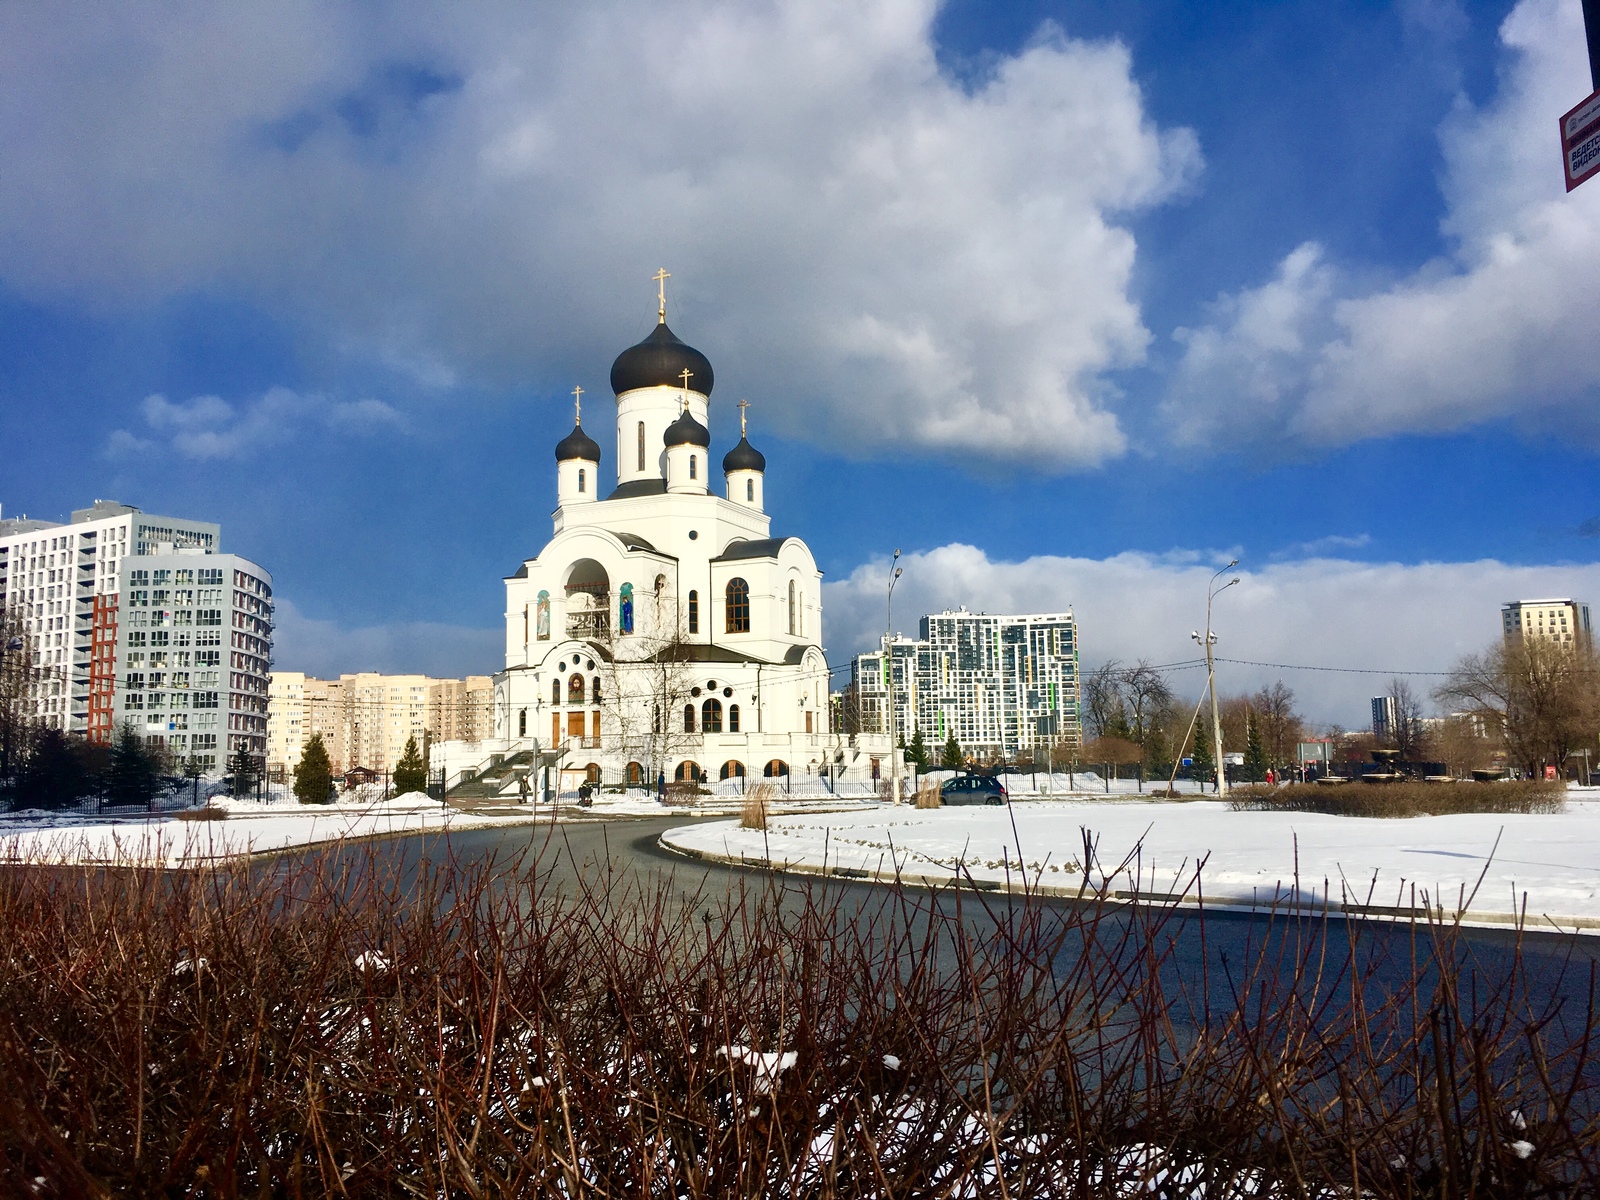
[[108, 386, 404, 459], [0, 0, 1199, 468], [272, 597, 501, 679], [822, 542, 1600, 727], [1164, 0, 1600, 448]]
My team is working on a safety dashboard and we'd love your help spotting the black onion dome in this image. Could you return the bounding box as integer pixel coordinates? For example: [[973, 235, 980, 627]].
[[610, 322, 715, 396], [722, 436, 765, 474], [663, 408, 710, 448], [555, 423, 602, 462]]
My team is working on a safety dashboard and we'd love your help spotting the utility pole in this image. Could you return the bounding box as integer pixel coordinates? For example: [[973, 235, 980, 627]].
[[1192, 560, 1240, 796], [885, 549, 903, 804]]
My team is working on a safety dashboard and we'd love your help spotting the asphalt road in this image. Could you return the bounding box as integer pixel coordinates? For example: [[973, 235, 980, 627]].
[[270, 811, 1600, 1042]]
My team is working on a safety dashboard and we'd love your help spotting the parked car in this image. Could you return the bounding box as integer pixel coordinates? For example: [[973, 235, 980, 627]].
[[939, 774, 1007, 806]]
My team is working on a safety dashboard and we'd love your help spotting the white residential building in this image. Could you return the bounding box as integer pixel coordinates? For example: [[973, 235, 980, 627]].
[[1502, 599, 1592, 647], [111, 551, 272, 771], [0, 499, 270, 770], [268, 672, 496, 776], [851, 608, 1082, 761]]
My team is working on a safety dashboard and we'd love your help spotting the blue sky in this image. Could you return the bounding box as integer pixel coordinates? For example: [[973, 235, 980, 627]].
[[2, 0, 1598, 724]]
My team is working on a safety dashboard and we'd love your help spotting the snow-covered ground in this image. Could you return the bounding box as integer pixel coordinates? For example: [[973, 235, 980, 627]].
[[0, 790, 545, 868], [662, 788, 1600, 932]]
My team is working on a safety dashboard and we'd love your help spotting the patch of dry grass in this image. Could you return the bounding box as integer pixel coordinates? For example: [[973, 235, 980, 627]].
[[1230, 778, 1564, 817], [739, 781, 778, 830], [175, 805, 227, 822], [913, 780, 942, 809]]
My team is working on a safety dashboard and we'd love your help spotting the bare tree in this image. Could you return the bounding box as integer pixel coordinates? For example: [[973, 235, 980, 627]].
[[1386, 677, 1430, 762], [1435, 639, 1600, 777], [1081, 661, 1124, 741], [0, 604, 44, 800], [1250, 681, 1303, 772]]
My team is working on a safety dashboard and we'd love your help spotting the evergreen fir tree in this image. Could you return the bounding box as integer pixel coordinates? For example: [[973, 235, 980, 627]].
[[393, 735, 427, 795], [1189, 717, 1214, 789], [107, 722, 160, 809], [293, 732, 334, 805], [940, 734, 964, 770], [907, 728, 930, 771], [230, 751, 259, 799], [1243, 712, 1266, 783]]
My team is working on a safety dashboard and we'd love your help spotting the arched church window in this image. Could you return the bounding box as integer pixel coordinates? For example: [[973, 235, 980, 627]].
[[725, 578, 750, 634], [764, 759, 789, 777], [518, 709, 527, 737], [637, 421, 646, 472], [552, 678, 561, 705], [701, 698, 722, 733], [720, 760, 745, 780], [675, 760, 701, 783], [568, 674, 585, 704], [728, 703, 740, 733], [627, 761, 644, 785], [746, 478, 754, 502], [619, 582, 634, 635], [578, 467, 586, 493], [590, 676, 602, 703], [683, 704, 696, 733], [788, 580, 796, 635], [652, 704, 661, 733], [689, 454, 697, 481], [688, 590, 699, 634]]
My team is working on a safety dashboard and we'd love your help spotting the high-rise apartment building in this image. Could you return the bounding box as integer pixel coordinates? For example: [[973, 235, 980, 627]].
[[267, 672, 495, 775], [0, 500, 268, 769], [850, 608, 1081, 760], [1371, 695, 1397, 741], [1502, 599, 1592, 647]]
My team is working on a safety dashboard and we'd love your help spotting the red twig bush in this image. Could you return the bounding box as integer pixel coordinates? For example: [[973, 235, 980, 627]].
[[0, 842, 1595, 1196]]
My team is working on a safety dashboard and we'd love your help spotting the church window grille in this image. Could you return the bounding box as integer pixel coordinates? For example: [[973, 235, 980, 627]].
[[746, 478, 754, 502], [788, 581, 796, 635], [518, 709, 527, 737], [637, 421, 646, 471], [689, 455, 697, 481], [552, 678, 562, 704], [683, 704, 696, 733], [728, 703, 740, 733], [688, 591, 699, 634], [725, 578, 750, 633], [578, 468, 586, 493], [701, 698, 722, 732], [591, 676, 602, 703], [568, 674, 585, 704]]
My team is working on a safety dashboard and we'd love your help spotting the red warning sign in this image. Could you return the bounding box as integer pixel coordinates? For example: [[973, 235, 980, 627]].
[[1561, 86, 1600, 192]]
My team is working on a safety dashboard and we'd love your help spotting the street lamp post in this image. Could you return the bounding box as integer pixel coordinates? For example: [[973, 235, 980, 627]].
[[885, 549, 903, 804], [1191, 560, 1240, 796]]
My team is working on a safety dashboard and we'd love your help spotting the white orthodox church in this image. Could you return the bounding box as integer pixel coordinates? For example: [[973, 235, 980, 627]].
[[487, 282, 888, 793]]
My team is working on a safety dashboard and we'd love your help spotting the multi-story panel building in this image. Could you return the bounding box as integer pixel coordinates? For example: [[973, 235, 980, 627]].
[[267, 672, 494, 776], [1502, 599, 1592, 647], [111, 551, 272, 771], [1371, 695, 1397, 741], [851, 608, 1081, 761], [0, 500, 226, 741]]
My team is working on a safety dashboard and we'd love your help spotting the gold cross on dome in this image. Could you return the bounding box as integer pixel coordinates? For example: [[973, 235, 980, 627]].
[[653, 268, 671, 323], [738, 399, 749, 437], [572, 384, 583, 423], [679, 367, 693, 407]]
